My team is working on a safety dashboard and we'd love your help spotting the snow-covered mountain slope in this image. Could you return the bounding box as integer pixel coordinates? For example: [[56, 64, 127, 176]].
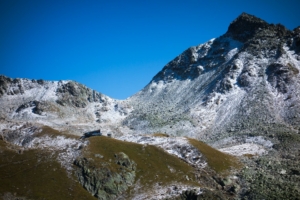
[[1, 13, 299, 147], [125, 13, 300, 147], [1, 13, 300, 146], [0, 76, 132, 135]]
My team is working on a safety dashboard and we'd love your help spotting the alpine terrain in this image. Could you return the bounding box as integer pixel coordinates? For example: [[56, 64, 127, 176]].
[[0, 13, 300, 199]]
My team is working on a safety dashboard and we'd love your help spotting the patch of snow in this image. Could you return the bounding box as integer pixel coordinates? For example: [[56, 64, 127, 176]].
[[283, 45, 300, 69], [217, 136, 273, 156], [219, 143, 267, 156], [245, 136, 273, 148], [5, 79, 61, 101], [194, 38, 215, 58], [225, 47, 239, 61], [12, 106, 46, 119], [225, 38, 243, 61]]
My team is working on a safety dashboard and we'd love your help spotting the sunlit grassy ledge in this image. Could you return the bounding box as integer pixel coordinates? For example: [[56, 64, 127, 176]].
[[116, 134, 242, 175], [80, 135, 243, 198], [84, 136, 199, 188], [0, 124, 242, 199], [0, 140, 94, 199], [187, 138, 242, 174]]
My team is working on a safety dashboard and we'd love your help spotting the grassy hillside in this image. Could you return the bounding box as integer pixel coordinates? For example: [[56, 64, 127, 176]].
[[0, 126, 243, 199], [84, 136, 199, 190], [0, 140, 95, 200], [188, 138, 242, 174]]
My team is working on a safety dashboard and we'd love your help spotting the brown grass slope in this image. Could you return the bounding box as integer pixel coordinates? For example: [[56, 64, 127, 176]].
[[0, 140, 95, 200], [84, 137, 199, 190], [188, 138, 242, 174]]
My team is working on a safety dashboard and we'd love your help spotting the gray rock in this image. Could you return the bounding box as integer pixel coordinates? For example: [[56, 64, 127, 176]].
[[74, 152, 136, 199]]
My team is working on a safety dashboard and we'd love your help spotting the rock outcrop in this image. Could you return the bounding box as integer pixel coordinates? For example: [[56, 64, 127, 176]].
[[56, 81, 105, 108], [74, 152, 136, 200]]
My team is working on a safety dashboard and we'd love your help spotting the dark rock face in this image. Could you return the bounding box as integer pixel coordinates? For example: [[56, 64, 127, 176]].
[[0, 75, 12, 97], [168, 188, 227, 200], [16, 101, 39, 114], [74, 152, 136, 200], [56, 81, 104, 108], [266, 63, 299, 93], [227, 13, 292, 60], [0, 76, 49, 97], [242, 26, 290, 58], [1, 123, 38, 146], [226, 13, 270, 42], [0, 76, 26, 96], [15, 100, 58, 116], [291, 26, 300, 54], [151, 37, 231, 83]]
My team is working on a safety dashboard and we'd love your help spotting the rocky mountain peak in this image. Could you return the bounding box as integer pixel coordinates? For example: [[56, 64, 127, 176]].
[[226, 12, 270, 42], [149, 13, 292, 85]]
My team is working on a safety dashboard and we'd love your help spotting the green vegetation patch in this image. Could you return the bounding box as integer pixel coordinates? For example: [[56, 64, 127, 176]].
[[188, 138, 242, 175], [0, 140, 94, 200], [84, 136, 199, 189]]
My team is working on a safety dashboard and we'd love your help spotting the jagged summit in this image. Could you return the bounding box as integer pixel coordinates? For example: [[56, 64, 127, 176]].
[[226, 12, 270, 42], [149, 13, 290, 85], [127, 12, 300, 141], [146, 13, 298, 88], [225, 12, 295, 46]]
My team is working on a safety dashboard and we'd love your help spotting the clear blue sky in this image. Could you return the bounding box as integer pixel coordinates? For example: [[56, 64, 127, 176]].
[[1, 0, 299, 99]]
